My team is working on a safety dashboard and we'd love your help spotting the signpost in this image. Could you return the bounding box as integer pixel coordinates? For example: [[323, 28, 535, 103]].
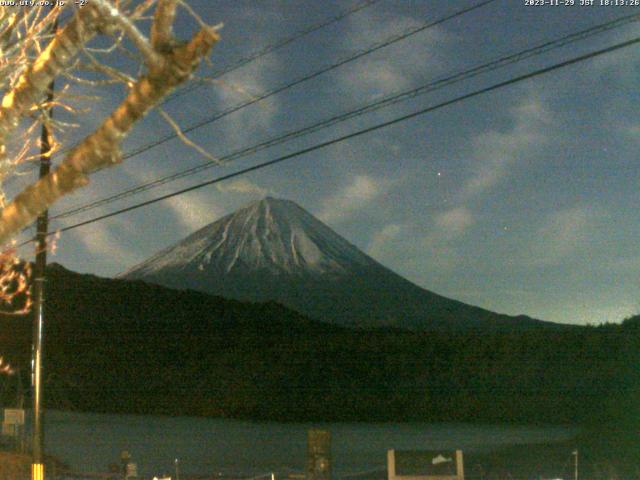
[[1, 423, 16, 437], [387, 450, 464, 480], [3, 408, 25, 450], [306, 430, 331, 480], [4, 408, 25, 426]]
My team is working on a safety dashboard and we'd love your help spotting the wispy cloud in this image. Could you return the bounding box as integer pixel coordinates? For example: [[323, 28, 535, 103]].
[[420, 237, 463, 272], [67, 220, 140, 273], [625, 123, 640, 141], [216, 178, 268, 196], [337, 57, 413, 100], [118, 159, 224, 233], [460, 97, 551, 201], [606, 254, 640, 274], [318, 174, 389, 224], [368, 223, 403, 259], [434, 206, 474, 236], [412, 96, 552, 273], [214, 55, 282, 150], [414, 207, 475, 272], [591, 23, 640, 85], [520, 206, 595, 267], [165, 191, 224, 232], [337, 13, 447, 100]]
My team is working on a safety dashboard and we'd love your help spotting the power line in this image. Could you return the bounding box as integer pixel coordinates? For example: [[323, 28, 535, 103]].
[[11, 0, 501, 243], [94, 0, 499, 168], [16, 0, 497, 219], [43, 0, 493, 169], [42, 35, 640, 239], [18, 0, 385, 169], [165, 0, 385, 104], [51, 11, 640, 221], [50, 0, 499, 219]]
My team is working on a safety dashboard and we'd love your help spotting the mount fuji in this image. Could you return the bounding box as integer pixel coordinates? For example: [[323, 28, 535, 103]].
[[121, 197, 553, 331]]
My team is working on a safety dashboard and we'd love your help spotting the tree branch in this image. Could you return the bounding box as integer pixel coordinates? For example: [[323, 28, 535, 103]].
[[151, 0, 178, 51], [0, 4, 102, 163], [0, 21, 220, 244], [91, 0, 163, 69]]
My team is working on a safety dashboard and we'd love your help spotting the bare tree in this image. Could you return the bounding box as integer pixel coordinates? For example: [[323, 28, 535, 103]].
[[0, 1, 220, 245]]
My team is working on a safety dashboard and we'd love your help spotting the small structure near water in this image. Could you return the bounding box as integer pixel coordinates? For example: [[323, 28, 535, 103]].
[[306, 430, 332, 480], [387, 450, 464, 480]]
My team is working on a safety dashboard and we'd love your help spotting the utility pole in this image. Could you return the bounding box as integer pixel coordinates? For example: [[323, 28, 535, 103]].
[[573, 449, 578, 480], [31, 90, 53, 480], [32, 11, 57, 480]]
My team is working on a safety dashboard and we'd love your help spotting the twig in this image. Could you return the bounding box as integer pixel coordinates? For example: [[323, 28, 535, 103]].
[[158, 107, 221, 164]]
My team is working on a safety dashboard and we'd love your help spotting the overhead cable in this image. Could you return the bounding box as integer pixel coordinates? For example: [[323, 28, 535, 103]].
[[42, 35, 640, 239], [51, 11, 640, 221]]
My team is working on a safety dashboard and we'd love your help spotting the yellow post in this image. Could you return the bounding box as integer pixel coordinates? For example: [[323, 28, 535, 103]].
[[455, 450, 464, 480], [32, 463, 44, 480]]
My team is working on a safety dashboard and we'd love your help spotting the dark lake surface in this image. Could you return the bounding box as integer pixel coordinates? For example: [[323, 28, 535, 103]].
[[42, 410, 578, 478]]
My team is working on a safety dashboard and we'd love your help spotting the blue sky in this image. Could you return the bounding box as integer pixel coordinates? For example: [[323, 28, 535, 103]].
[[10, 0, 640, 325]]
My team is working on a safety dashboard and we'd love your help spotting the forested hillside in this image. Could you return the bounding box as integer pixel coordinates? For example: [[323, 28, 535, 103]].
[[0, 265, 638, 427]]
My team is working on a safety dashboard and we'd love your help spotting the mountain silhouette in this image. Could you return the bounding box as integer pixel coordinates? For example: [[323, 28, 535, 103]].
[[122, 197, 556, 331]]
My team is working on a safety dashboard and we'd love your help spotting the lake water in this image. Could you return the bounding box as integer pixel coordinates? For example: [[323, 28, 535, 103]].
[[42, 410, 578, 478]]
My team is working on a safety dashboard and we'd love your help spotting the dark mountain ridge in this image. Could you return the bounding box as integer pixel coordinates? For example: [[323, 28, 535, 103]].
[[121, 197, 559, 331], [0, 264, 636, 427]]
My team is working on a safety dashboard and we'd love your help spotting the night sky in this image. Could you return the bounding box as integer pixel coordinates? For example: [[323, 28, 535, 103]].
[[10, 0, 640, 325]]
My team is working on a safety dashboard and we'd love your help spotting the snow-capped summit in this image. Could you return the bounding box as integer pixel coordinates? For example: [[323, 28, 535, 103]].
[[122, 196, 375, 278], [122, 197, 551, 331]]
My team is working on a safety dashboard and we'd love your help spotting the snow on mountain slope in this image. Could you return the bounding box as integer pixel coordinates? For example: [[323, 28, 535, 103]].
[[121, 197, 554, 331], [122, 197, 376, 278]]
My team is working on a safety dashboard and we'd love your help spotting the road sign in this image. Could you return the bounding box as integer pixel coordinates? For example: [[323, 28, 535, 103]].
[[307, 429, 331, 480], [2, 422, 17, 436], [4, 408, 25, 425], [388, 450, 464, 480]]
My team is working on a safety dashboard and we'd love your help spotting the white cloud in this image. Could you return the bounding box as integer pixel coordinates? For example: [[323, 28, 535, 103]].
[[216, 51, 280, 106], [521, 206, 594, 267], [420, 237, 462, 272], [607, 254, 640, 273], [584, 304, 639, 325], [591, 23, 640, 84], [625, 123, 640, 140], [388, 99, 551, 277], [164, 191, 224, 232], [556, 297, 639, 326], [412, 97, 552, 274], [318, 174, 388, 224], [435, 207, 474, 236], [337, 13, 447, 99], [367, 223, 403, 259], [460, 97, 552, 200], [67, 220, 140, 272], [216, 178, 268, 196], [214, 55, 281, 149], [117, 160, 224, 233], [338, 58, 413, 100], [413, 207, 475, 272]]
